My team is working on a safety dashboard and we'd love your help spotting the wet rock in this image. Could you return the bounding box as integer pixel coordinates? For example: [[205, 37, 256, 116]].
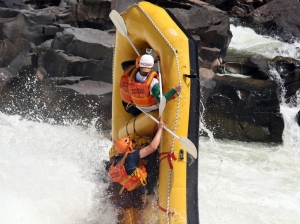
[[0, 68, 17, 82], [0, 68, 17, 97], [39, 27, 115, 82], [56, 79, 79, 86], [269, 56, 300, 101], [200, 73, 284, 143], [0, 7, 53, 67], [247, 55, 269, 70], [246, 0, 300, 43], [0, 76, 112, 127], [43, 25, 61, 37], [251, 69, 269, 80], [224, 55, 270, 80], [296, 111, 300, 126], [166, 3, 232, 71], [202, 0, 237, 11], [232, 6, 247, 18], [0, 81, 9, 97], [0, 0, 31, 9], [77, 0, 114, 30], [269, 56, 300, 75], [59, 0, 77, 7], [224, 60, 256, 75], [283, 69, 300, 87]]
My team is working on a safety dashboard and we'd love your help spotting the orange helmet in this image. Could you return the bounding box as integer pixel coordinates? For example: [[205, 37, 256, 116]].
[[115, 137, 133, 154]]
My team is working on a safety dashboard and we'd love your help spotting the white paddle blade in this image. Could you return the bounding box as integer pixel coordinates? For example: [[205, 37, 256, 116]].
[[109, 10, 128, 37], [179, 137, 198, 159], [158, 96, 166, 118], [109, 10, 140, 56]]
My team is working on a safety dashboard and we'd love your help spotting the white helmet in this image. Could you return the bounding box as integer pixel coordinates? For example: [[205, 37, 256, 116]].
[[139, 54, 154, 68]]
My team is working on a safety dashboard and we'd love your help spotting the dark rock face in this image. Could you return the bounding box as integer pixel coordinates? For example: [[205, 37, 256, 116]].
[[166, 4, 232, 67], [0, 1, 115, 126], [200, 74, 284, 143], [203, 0, 238, 11], [111, 0, 139, 13], [0, 76, 112, 129], [269, 56, 300, 105], [205, 0, 272, 15], [246, 0, 300, 43], [0, 0, 31, 9], [0, 67, 16, 96], [40, 27, 115, 82], [247, 55, 269, 71], [224, 56, 271, 80], [77, 0, 113, 30]]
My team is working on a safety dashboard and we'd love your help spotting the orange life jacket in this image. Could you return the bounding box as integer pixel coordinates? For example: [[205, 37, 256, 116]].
[[109, 152, 147, 194], [120, 65, 137, 104], [120, 66, 159, 107]]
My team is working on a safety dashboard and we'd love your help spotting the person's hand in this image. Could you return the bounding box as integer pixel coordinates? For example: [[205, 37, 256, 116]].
[[154, 56, 160, 63], [173, 84, 182, 93], [158, 121, 165, 129]]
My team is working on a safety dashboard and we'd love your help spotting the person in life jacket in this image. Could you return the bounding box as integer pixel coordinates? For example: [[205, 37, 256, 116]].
[[120, 54, 182, 116], [107, 120, 164, 224]]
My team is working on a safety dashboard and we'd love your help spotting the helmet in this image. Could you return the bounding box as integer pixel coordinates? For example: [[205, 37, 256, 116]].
[[115, 137, 133, 154], [139, 54, 154, 68]]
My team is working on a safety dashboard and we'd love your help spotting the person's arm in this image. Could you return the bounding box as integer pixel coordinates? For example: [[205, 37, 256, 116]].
[[139, 121, 164, 158], [151, 83, 177, 102]]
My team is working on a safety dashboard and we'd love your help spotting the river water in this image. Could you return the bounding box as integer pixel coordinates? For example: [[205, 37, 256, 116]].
[[1, 25, 300, 224]]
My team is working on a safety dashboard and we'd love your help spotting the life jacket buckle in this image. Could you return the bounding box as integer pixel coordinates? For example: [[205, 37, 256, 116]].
[[126, 102, 134, 110]]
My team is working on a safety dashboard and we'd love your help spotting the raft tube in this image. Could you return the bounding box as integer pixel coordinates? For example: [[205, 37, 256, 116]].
[[111, 2, 200, 223]]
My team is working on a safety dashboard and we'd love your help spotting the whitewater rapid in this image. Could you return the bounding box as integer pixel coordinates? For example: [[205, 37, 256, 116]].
[[1, 105, 299, 224], [198, 105, 300, 224], [0, 114, 117, 224]]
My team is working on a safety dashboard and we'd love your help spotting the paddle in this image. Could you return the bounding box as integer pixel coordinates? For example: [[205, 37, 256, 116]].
[[109, 10, 140, 56], [157, 61, 166, 118], [135, 106, 198, 159]]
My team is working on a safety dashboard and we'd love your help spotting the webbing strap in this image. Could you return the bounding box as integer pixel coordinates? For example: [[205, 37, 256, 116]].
[[126, 179, 141, 191], [159, 205, 174, 215], [119, 174, 140, 195], [159, 152, 177, 169], [120, 170, 135, 185]]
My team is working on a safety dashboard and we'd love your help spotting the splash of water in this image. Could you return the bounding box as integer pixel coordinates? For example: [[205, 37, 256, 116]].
[[229, 25, 300, 60], [0, 114, 117, 224]]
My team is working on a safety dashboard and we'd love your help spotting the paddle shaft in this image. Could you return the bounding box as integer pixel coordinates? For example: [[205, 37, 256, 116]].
[[135, 106, 179, 140], [127, 37, 140, 56], [157, 61, 166, 118], [109, 10, 140, 56], [158, 61, 163, 97]]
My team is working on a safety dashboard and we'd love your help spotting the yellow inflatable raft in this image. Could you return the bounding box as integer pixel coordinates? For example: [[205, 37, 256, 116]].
[[111, 2, 200, 223]]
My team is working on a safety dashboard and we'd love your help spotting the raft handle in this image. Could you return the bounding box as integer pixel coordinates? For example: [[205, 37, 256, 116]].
[[183, 73, 197, 78], [179, 149, 184, 160]]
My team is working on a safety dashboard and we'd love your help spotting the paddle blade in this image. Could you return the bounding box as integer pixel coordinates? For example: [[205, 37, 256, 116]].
[[178, 137, 198, 159], [109, 10, 128, 37], [158, 96, 166, 118]]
